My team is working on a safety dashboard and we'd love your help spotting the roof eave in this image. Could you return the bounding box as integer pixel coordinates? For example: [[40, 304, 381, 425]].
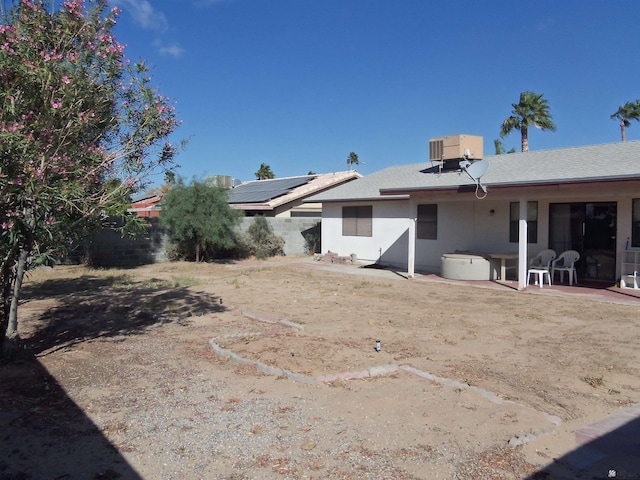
[[380, 175, 640, 196], [311, 194, 410, 203], [230, 204, 275, 211]]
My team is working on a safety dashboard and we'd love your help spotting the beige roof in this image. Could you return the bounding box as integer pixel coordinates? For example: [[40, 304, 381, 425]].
[[230, 171, 361, 211]]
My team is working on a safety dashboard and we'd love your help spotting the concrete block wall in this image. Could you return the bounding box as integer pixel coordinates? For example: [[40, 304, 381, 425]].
[[83, 217, 168, 267], [71, 216, 321, 267], [238, 217, 321, 256]]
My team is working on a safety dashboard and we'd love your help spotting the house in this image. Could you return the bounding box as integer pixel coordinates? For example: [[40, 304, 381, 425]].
[[125, 172, 361, 256], [130, 193, 163, 217], [228, 171, 362, 255], [228, 171, 361, 217], [306, 139, 640, 289]]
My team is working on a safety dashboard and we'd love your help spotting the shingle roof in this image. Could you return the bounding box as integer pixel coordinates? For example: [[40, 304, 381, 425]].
[[307, 141, 640, 202]]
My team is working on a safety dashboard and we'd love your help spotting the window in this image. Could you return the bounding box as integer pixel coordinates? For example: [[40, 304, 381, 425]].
[[342, 206, 372, 237], [417, 204, 438, 240], [633, 199, 640, 247], [510, 201, 538, 243]]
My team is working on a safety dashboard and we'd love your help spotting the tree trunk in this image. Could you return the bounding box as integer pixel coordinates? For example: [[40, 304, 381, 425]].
[[621, 121, 627, 142], [2, 247, 28, 358], [521, 127, 529, 152]]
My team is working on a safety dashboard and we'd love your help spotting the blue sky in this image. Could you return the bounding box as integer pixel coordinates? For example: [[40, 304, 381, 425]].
[[108, 0, 640, 184]]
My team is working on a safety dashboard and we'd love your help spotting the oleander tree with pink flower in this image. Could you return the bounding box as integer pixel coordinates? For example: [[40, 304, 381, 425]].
[[0, 0, 183, 356]]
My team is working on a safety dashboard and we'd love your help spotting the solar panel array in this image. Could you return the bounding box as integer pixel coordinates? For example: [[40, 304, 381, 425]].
[[228, 176, 315, 203]]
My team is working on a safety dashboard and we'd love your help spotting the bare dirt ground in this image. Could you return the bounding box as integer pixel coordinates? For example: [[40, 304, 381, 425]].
[[2, 257, 640, 479]]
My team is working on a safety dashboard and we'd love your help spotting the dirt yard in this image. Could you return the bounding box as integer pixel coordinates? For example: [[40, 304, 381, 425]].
[[2, 257, 640, 479]]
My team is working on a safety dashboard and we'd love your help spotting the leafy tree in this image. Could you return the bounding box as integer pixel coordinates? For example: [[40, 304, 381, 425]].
[[346, 151, 360, 170], [0, 0, 181, 355], [255, 163, 275, 180], [611, 101, 640, 142], [500, 91, 556, 152], [160, 178, 243, 262]]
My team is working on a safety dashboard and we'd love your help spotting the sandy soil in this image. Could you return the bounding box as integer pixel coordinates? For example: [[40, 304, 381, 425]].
[[2, 257, 639, 479]]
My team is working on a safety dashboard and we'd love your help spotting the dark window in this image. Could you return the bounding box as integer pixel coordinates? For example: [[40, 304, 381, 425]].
[[633, 199, 640, 247], [510, 201, 538, 243], [342, 206, 372, 237], [417, 204, 438, 240]]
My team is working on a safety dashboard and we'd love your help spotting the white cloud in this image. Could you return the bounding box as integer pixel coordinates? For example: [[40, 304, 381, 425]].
[[193, 0, 229, 7], [157, 42, 185, 58], [113, 0, 169, 31]]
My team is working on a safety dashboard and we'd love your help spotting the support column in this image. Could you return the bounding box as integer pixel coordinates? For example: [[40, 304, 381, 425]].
[[518, 198, 528, 290], [407, 197, 416, 278]]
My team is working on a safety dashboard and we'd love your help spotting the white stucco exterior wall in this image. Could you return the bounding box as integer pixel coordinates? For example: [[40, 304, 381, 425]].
[[321, 183, 639, 279], [321, 200, 409, 264]]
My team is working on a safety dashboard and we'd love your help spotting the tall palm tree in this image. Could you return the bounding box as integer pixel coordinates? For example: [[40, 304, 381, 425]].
[[500, 91, 557, 152], [611, 101, 640, 141], [346, 152, 361, 171], [493, 139, 516, 155], [254, 163, 275, 180]]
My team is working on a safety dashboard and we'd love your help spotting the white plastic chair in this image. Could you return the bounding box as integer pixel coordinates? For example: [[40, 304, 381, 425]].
[[527, 249, 556, 288], [551, 250, 580, 285], [530, 249, 556, 269]]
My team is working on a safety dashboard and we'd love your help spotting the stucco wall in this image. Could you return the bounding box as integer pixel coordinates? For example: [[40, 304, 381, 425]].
[[322, 200, 498, 272], [321, 185, 639, 277], [321, 200, 408, 266]]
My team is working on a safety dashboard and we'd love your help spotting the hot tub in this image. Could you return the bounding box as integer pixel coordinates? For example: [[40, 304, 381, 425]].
[[441, 253, 491, 281]]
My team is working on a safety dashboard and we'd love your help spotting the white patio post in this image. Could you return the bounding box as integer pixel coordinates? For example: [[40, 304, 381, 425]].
[[518, 198, 528, 290], [407, 197, 416, 278]]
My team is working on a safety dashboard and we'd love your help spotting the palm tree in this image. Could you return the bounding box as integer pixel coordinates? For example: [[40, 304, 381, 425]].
[[254, 163, 275, 180], [500, 91, 557, 152], [493, 139, 516, 155], [346, 152, 361, 171], [611, 101, 640, 142]]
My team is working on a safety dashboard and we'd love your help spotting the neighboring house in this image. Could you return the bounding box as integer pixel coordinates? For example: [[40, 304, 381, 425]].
[[125, 172, 361, 256], [228, 171, 362, 255], [130, 193, 163, 217], [227, 171, 361, 217], [306, 140, 640, 289]]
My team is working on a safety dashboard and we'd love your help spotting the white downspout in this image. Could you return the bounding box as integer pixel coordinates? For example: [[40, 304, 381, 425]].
[[518, 198, 528, 290]]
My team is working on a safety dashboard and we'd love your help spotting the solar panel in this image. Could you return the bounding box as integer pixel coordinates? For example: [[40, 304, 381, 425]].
[[228, 176, 315, 203]]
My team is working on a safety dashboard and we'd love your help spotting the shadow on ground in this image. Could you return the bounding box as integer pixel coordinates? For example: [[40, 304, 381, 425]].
[[0, 353, 143, 479], [20, 273, 225, 356], [526, 415, 640, 480], [1, 272, 226, 479]]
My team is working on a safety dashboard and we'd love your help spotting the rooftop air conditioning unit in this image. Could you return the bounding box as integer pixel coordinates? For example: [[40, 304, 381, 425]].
[[429, 134, 483, 165]]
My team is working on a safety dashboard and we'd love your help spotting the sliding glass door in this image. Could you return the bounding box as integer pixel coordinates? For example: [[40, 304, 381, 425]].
[[549, 202, 617, 281]]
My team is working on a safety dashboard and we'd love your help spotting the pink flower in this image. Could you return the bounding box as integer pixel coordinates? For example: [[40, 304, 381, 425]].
[[51, 101, 61, 109], [62, 75, 70, 84]]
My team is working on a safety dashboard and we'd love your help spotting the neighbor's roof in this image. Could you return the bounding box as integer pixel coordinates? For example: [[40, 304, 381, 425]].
[[306, 141, 640, 202], [228, 170, 361, 211]]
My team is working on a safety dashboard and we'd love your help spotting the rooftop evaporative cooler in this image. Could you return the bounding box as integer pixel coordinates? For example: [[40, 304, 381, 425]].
[[429, 134, 483, 167]]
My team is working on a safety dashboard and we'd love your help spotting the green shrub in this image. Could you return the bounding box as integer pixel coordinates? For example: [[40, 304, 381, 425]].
[[244, 216, 285, 259], [302, 222, 321, 254]]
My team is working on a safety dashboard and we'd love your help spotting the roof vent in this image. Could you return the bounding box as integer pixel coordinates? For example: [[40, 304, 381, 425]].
[[429, 135, 483, 166]]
